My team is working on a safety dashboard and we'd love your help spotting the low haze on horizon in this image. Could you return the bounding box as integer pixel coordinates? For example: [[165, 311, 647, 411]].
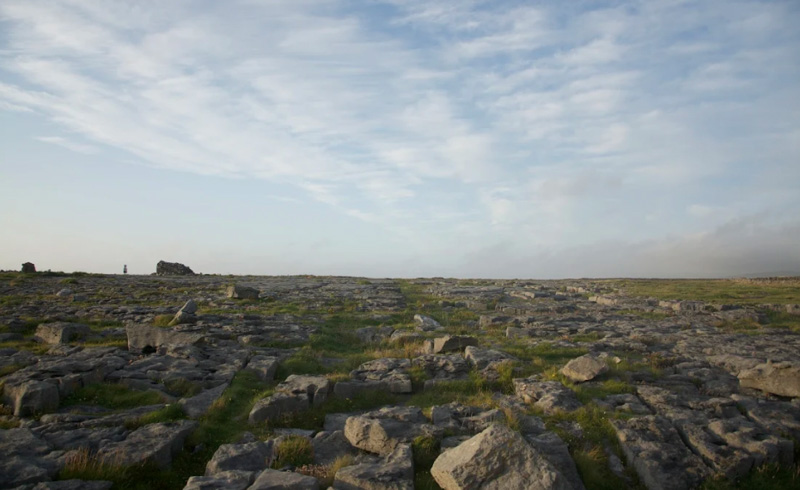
[[1, 1, 799, 279]]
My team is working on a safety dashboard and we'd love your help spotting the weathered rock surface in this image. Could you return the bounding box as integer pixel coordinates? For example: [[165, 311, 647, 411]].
[[205, 440, 274, 476], [738, 361, 800, 397], [156, 260, 195, 275], [227, 285, 260, 300], [248, 468, 319, 489], [334, 443, 414, 490], [126, 324, 205, 353], [96, 421, 197, 468], [249, 375, 330, 424], [431, 424, 573, 490], [513, 379, 583, 414], [344, 407, 441, 455], [611, 416, 712, 490], [431, 335, 478, 354], [560, 354, 608, 382], [34, 322, 91, 344]]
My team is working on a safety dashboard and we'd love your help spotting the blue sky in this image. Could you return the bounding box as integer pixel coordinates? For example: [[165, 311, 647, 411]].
[[1, 0, 798, 278]]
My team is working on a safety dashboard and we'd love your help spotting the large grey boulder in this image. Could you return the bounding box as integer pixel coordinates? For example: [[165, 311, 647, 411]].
[[205, 441, 274, 476], [312, 430, 360, 466], [430, 424, 572, 490], [559, 354, 608, 383], [96, 421, 197, 468], [245, 356, 280, 382], [227, 285, 259, 300], [513, 379, 582, 414], [344, 407, 440, 456], [171, 300, 199, 326], [35, 322, 91, 344], [126, 324, 205, 353], [334, 443, 414, 490], [4, 380, 60, 416], [464, 346, 515, 370], [248, 375, 330, 424], [249, 392, 310, 424], [432, 335, 478, 354], [156, 260, 195, 275], [248, 469, 319, 489], [611, 416, 711, 490], [738, 361, 800, 398]]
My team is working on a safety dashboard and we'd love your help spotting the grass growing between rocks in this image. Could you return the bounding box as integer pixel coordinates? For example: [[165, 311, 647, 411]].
[[702, 463, 800, 490], [265, 389, 400, 431], [272, 435, 314, 468], [413, 435, 443, 489], [611, 278, 800, 305], [62, 383, 166, 410], [539, 404, 643, 490], [57, 447, 181, 490], [124, 404, 186, 430]]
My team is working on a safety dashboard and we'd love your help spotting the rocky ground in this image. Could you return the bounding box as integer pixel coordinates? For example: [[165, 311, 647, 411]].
[[1, 271, 799, 489]]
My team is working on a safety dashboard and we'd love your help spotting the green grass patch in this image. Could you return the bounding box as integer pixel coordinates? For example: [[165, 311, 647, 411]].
[[764, 311, 800, 333], [266, 389, 399, 431], [163, 379, 203, 398], [272, 435, 314, 468], [125, 404, 186, 430], [610, 279, 800, 305], [702, 464, 799, 490], [0, 340, 51, 355], [152, 314, 174, 327], [62, 383, 166, 409]]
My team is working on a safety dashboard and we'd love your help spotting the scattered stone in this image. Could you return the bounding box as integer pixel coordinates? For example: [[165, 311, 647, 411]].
[[22, 262, 36, 273], [126, 324, 205, 353], [431, 335, 478, 354], [334, 443, 414, 490], [227, 285, 259, 300], [56, 288, 73, 298], [248, 375, 330, 424], [34, 322, 91, 345], [431, 424, 572, 490], [560, 354, 608, 383], [205, 441, 274, 476], [738, 361, 800, 398], [513, 379, 583, 414], [248, 468, 319, 489], [344, 407, 440, 456], [414, 314, 442, 331]]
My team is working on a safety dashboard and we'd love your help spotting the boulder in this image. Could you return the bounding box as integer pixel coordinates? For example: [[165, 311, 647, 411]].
[[430, 424, 572, 490], [56, 288, 73, 298], [21, 262, 36, 273], [245, 355, 280, 382], [432, 335, 478, 354], [156, 260, 195, 275], [312, 430, 360, 465], [180, 383, 229, 419], [738, 361, 800, 398], [126, 324, 205, 353], [4, 380, 60, 416], [96, 421, 197, 468], [227, 285, 259, 300], [559, 354, 608, 383], [248, 469, 319, 489], [249, 392, 310, 424], [205, 441, 274, 476], [513, 379, 582, 414], [334, 443, 414, 490], [414, 314, 442, 331], [344, 407, 440, 456], [34, 322, 91, 344], [348, 358, 412, 394], [464, 346, 516, 370]]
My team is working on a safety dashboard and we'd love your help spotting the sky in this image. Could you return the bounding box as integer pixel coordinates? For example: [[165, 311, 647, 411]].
[[1, 0, 799, 278]]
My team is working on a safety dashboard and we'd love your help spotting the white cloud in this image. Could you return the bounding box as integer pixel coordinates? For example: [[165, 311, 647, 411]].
[[1, 0, 798, 276]]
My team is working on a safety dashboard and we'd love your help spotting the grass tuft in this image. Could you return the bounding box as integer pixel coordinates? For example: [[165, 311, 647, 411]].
[[272, 435, 314, 468]]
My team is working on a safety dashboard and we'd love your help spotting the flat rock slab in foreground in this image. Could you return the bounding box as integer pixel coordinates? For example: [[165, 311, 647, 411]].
[[738, 361, 800, 398], [611, 416, 711, 490], [431, 424, 574, 490]]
